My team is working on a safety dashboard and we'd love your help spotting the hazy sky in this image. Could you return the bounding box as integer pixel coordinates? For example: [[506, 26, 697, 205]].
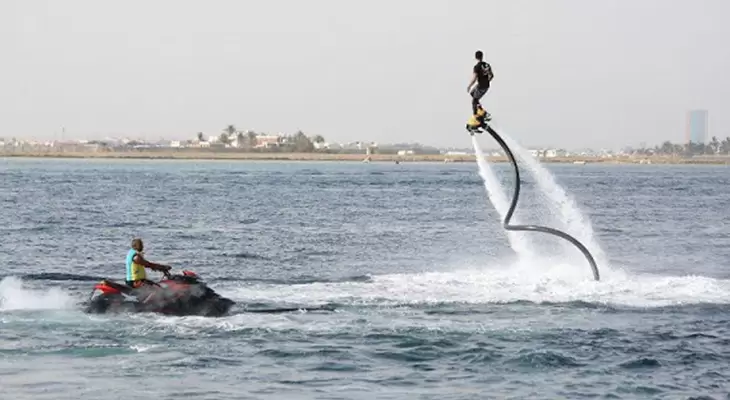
[[2, 0, 728, 149]]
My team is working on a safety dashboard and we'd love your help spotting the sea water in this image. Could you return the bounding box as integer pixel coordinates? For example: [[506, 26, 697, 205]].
[[1, 157, 729, 399]]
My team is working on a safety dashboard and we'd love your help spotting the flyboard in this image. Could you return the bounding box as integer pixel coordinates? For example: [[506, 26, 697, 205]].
[[467, 119, 601, 281]]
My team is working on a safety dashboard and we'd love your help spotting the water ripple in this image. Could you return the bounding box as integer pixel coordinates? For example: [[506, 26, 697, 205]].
[[1, 160, 729, 399]]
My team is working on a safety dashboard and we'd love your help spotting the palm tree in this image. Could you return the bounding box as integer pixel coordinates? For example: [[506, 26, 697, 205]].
[[247, 131, 258, 148], [236, 132, 244, 148], [683, 142, 692, 155], [721, 137, 730, 154], [709, 136, 721, 154], [660, 141, 673, 155], [218, 125, 236, 145], [292, 130, 314, 152], [312, 135, 325, 144], [197, 132, 204, 142]]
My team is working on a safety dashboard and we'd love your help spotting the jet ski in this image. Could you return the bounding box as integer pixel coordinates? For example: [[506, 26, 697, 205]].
[[85, 270, 234, 317]]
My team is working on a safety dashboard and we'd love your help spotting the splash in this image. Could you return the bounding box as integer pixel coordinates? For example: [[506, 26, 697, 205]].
[[471, 136, 534, 260], [0, 276, 77, 311], [471, 125, 602, 281], [498, 129, 608, 267]]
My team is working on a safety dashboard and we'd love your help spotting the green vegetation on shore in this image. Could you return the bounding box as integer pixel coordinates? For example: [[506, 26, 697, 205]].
[[637, 137, 730, 156], [2, 125, 729, 164], [2, 149, 729, 165]]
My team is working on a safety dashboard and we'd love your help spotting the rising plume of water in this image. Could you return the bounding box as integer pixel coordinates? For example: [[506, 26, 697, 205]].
[[497, 130, 608, 267], [471, 136, 534, 260], [469, 122, 609, 282]]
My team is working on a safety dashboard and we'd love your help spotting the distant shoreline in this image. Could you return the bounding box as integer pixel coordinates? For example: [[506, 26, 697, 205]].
[[1, 150, 729, 165]]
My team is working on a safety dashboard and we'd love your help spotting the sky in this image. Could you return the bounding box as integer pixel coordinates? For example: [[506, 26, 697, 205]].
[[1, 0, 728, 150]]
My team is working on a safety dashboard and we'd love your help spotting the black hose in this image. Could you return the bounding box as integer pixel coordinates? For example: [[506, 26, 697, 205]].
[[481, 124, 601, 281]]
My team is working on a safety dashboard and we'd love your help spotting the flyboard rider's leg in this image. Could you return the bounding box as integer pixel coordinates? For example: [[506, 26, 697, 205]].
[[466, 85, 492, 135]]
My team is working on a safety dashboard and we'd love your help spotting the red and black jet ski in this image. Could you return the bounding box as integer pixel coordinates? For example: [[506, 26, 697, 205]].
[[85, 270, 234, 317]]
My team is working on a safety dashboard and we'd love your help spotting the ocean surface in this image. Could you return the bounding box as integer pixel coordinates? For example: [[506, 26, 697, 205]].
[[1, 152, 729, 399]]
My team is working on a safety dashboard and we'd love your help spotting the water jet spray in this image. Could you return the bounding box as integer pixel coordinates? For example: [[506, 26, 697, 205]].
[[477, 123, 600, 281]]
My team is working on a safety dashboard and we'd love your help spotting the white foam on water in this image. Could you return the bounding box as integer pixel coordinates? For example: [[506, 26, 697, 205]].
[[0, 276, 77, 311], [130, 344, 160, 353], [218, 262, 730, 309]]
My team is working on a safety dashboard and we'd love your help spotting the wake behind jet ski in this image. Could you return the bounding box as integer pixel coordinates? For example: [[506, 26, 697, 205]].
[[85, 269, 235, 317]]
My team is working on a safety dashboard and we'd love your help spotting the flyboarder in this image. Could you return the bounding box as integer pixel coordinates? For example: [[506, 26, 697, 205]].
[[466, 50, 493, 134]]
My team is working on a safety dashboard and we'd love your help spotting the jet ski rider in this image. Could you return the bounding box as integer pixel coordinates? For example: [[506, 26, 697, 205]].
[[126, 238, 171, 288]]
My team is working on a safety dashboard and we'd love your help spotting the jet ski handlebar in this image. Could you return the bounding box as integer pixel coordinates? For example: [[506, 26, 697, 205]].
[[151, 266, 172, 279]]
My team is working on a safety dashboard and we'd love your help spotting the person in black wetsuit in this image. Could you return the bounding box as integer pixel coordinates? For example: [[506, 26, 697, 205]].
[[466, 50, 494, 134]]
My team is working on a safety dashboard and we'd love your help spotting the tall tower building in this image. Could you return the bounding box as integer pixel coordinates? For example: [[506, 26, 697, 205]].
[[686, 109, 708, 144]]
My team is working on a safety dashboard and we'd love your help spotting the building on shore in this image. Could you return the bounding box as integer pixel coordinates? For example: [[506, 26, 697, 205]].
[[255, 135, 282, 149], [686, 109, 708, 144]]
